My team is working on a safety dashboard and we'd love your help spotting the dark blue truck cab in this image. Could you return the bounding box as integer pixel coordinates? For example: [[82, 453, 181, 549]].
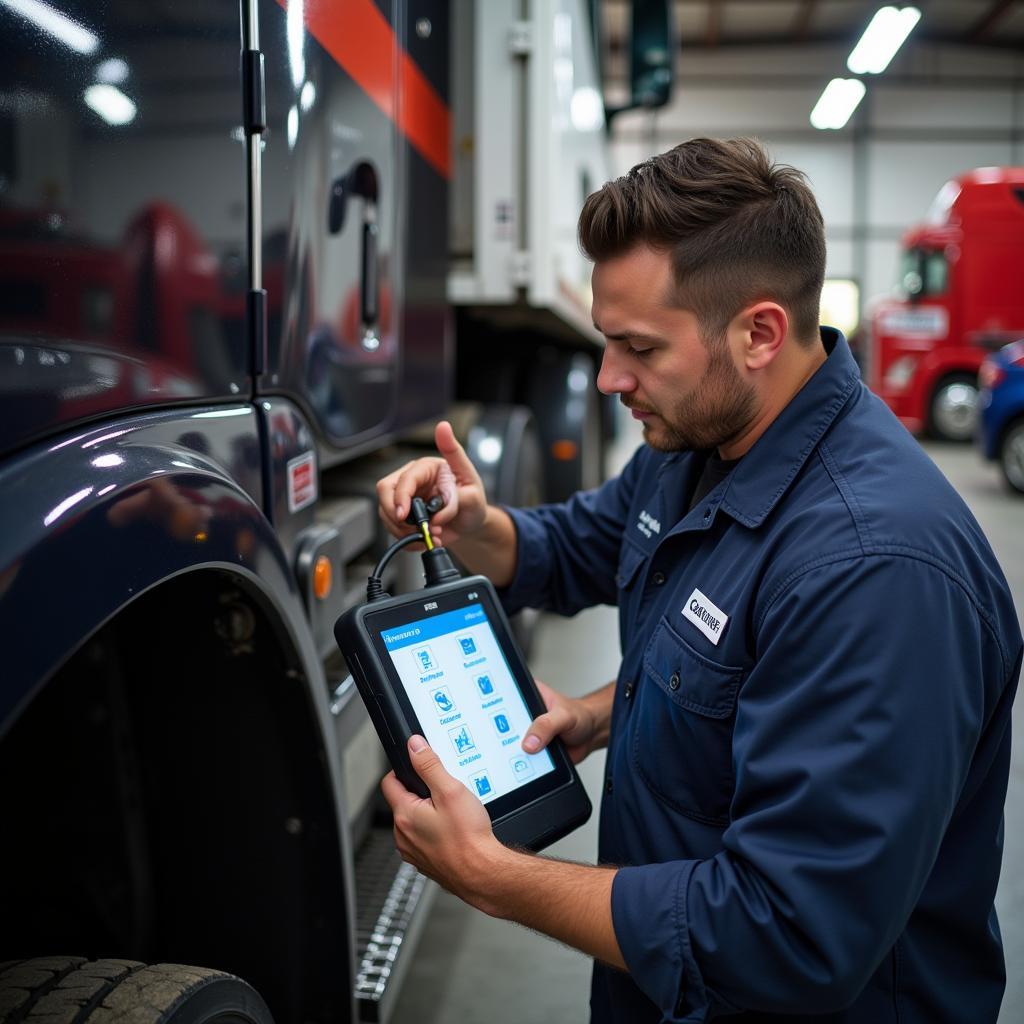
[[0, 1, 625, 1019]]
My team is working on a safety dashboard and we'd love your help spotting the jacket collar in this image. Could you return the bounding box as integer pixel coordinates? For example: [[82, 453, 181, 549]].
[[715, 327, 860, 529]]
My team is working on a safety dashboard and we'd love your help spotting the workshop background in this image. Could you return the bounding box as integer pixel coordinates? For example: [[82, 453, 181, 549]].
[[0, 1, 1022, 1022], [397, 2, 1024, 1021]]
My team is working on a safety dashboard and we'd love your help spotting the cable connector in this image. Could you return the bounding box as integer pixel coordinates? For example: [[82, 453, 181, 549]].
[[365, 494, 452, 601], [420, 546, 461, 587]]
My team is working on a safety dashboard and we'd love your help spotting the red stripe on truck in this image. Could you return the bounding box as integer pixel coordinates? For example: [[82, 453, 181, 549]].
[[278, 0, 451, 180]]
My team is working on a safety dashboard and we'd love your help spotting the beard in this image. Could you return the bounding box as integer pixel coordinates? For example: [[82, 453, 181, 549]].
[[635, 340, 757, 453]]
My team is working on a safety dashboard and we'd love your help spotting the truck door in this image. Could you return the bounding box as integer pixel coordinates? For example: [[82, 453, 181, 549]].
[[257, 0, 450, 457]]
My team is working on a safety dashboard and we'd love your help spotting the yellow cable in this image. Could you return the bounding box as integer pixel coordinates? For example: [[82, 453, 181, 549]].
[[420, 522, 434, 550]]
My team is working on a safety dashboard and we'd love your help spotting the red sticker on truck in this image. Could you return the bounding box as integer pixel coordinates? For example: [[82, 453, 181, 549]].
[[287, 452, 317, 513]]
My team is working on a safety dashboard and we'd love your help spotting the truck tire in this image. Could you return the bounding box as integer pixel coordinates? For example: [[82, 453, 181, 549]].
[[0, 958, 274, 1024], [929, 373, 979, 442], [465, 405, 543, 655], [999, 419, 1024, 495]]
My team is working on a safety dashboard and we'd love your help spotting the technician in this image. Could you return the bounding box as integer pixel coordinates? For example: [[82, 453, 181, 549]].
[[375, 138, 1022, 1022]]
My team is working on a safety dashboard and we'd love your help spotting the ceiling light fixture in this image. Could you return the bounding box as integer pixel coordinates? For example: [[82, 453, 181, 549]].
[[847, 6, 921, 75], [0, 0, 99, 54], [810, 78, 866, 130]]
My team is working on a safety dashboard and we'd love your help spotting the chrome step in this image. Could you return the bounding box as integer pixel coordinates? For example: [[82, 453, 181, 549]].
[[353, 827, 437, 1023]]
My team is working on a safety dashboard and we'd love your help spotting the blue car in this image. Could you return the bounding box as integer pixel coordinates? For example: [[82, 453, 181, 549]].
[[977, 339, 1024, 494]]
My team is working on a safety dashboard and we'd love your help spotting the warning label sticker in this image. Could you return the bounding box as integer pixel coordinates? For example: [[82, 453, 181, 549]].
[[287, 452, 317, 513]]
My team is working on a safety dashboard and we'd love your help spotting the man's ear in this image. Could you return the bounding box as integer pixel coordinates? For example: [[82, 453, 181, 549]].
[[735, 302, 788, 370]]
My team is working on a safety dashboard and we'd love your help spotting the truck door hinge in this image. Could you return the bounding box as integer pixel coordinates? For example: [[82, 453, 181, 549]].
[[241, 48, 266, 134], [247, 288, 267, 376], [508, 21, 533, 57], [510, 251, 532, 287]]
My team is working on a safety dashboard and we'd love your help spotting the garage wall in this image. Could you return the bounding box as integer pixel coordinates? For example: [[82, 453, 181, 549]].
[[608, 42, 1023, 322]]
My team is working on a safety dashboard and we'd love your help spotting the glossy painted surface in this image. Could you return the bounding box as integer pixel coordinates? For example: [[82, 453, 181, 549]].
[[0, 404, 286, 731], [0, 2, 251, 459], [979, 340, 1024, 460], [259, 0, 450, 463]]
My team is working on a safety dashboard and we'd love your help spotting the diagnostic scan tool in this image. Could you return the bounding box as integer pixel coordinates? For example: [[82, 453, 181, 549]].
[[334, 499, 591, 851]]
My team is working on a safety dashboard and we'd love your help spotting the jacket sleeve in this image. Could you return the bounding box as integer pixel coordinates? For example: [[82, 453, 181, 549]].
[[611, 552, 1014, 1020], [499, 446, 646, 617]]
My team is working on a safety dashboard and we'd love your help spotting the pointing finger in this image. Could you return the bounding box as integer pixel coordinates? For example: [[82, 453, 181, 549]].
[[435, 421, 479, 485]]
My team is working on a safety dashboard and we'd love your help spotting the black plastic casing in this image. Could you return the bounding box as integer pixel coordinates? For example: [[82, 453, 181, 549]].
[[334, 575, 591, 852]]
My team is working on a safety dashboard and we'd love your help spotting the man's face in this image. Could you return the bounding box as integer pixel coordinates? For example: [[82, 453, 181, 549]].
[[591, 245, 757, 453]]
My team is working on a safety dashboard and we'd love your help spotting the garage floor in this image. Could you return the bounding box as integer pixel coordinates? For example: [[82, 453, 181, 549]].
[[391, 422, 1024, 1024]]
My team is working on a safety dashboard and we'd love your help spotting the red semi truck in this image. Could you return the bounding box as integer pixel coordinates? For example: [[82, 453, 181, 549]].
[[869, 167, 1024, 441]]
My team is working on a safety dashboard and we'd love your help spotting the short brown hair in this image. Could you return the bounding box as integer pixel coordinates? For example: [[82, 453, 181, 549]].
[[578, 137, 826, 345]]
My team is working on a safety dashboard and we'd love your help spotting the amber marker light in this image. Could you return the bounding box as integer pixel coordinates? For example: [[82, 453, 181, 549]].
[[552, 440, 578, 461], [313, 554, 333, 600]]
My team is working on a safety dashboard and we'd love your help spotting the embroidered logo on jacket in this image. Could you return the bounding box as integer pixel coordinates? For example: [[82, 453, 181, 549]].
[[636, 509, 661, 539], [682, 588, 729, 645]]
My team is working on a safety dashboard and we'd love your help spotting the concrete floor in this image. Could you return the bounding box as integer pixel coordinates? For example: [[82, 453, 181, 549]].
[[391, 425, 1024, 1024]]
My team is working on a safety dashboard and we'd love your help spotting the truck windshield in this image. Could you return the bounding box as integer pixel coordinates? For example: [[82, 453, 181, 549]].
[[899, 248, 948, 297]]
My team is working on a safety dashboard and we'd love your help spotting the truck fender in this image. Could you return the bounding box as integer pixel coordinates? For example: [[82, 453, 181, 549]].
[[0, 407, 336, 780]]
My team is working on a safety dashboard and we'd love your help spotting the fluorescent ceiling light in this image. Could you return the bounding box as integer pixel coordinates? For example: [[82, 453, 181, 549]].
[[0, 0, 99, 54], [95, 57, 129, 84], [847, 6, 921, 75], [84, 83, 136, 126], [810, 78, 866, 130]]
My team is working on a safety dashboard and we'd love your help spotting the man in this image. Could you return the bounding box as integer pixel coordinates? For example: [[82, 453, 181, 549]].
[[375, 138, 1022, 1022]]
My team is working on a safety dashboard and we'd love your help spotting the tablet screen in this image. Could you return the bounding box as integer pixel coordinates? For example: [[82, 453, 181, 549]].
[[379, 602, 555, 804]]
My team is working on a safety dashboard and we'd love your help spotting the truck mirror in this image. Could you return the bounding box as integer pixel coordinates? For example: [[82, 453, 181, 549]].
[[607, 0, 674, 123], [903, 270, 923, 299], [629, 0, 674, 108], [902, 251, 925, 304]]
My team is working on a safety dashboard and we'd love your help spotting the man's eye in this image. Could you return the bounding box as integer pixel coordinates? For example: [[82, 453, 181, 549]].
[[628, 345, 652, 358]]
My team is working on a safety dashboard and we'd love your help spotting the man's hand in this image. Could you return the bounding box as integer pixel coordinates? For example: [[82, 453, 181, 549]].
[[381, 735, 625, 969], [380, 736, 509, 911], [523, 680, 615, 764], [376, 421, 488, 547]]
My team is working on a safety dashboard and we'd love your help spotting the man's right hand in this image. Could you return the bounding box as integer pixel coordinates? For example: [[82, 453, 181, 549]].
[[376, 421, 488, 546], [523, 680, 606, 765]]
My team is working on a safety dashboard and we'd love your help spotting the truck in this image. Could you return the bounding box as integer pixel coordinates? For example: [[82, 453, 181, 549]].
[[0, 1, 671, 1022], [868, 167, 1024, 441]]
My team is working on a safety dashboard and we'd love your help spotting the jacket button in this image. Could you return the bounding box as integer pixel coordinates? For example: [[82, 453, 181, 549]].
[[703, 507, 712, 520], [652, 570, 666, 586], [624, 681, 634, 700], [669, 672, 680, 690], [605, 777, 614, 795]]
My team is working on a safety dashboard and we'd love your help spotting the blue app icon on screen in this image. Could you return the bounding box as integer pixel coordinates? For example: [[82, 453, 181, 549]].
[[459, 636, 477, 656], [493, 714, 510, 735], [476, 675, 494, 697]]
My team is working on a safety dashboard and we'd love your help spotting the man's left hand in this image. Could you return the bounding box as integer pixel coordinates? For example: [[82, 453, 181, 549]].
[[380, 735, 508, 911]]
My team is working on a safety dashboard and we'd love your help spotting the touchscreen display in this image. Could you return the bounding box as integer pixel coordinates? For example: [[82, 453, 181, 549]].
[[380, 602, 555, 804]]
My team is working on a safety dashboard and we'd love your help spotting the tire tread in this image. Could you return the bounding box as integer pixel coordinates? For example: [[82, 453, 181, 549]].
[[0, 961, 261, 1024]]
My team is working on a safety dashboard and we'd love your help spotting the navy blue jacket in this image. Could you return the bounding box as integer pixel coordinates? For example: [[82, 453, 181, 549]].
[[502, 331, 1022, 1022]]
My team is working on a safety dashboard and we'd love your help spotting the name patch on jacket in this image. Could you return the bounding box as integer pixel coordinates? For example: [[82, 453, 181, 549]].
[[682, 589, 728, 645]]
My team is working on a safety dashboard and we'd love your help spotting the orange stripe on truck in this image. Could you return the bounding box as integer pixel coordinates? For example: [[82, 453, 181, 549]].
[[279, 0, 451, 180]]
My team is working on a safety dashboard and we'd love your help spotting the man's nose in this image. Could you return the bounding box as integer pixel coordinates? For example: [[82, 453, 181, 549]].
[[596, 347, 636, 396]]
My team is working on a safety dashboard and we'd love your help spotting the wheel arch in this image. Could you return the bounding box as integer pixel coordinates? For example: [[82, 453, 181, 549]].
[[0, 413, 356, 1024]]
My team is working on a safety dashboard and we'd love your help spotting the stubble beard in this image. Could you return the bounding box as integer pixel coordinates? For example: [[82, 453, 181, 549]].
[[642, 341, 758, 453]]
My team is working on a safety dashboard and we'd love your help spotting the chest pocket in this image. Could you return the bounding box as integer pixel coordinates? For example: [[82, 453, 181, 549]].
[[615, 537, 648, 590], [632, 617, 744, 825]]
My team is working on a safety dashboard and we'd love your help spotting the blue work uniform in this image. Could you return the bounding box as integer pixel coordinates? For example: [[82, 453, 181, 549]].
[[501, 329, 1022, 1023]]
